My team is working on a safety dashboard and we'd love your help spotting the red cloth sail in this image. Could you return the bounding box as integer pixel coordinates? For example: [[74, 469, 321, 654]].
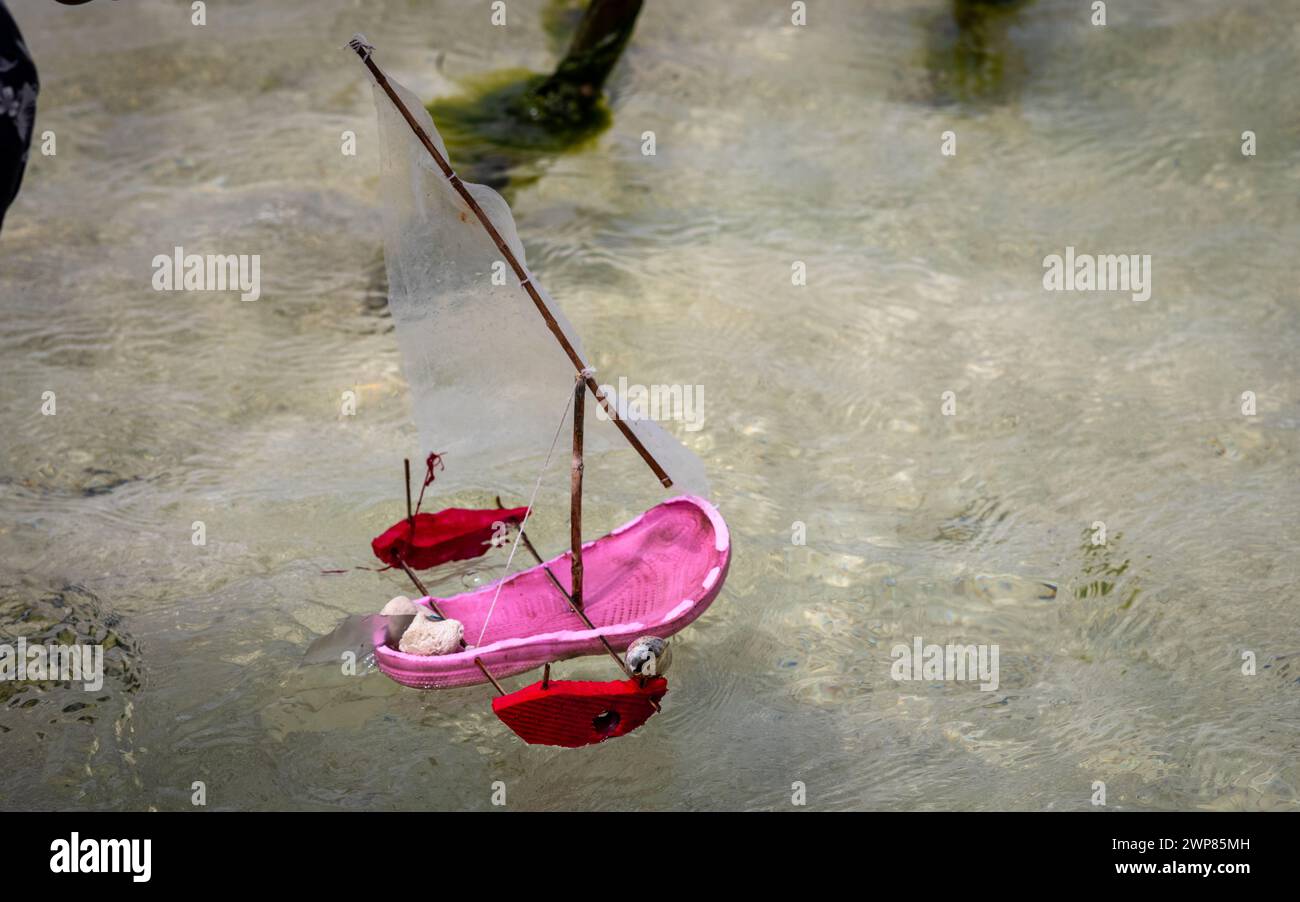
[[371, 506, 527, 570], [492, 678, 668, 747]]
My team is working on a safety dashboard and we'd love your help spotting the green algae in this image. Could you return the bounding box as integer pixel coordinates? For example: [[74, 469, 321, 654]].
[[926, 0, 1034, 106], [426, 0, 641, 189]]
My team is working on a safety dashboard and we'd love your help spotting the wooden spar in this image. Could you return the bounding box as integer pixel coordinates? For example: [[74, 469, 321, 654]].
[[394, 557, 455, 629], [395, 557, 519, 694], [495, 497, 636, 681], [396, 554, 515, 691], [404, 458, 414, 527], [570, 374, 585, 611], [495, 496, 566, 598], [476, 658, 506, 696], [394, 554, 429, 601], [347, 37, 673, 489]]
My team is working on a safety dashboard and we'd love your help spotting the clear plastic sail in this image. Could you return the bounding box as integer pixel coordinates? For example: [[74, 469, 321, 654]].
[[368, 72, 708, 500]]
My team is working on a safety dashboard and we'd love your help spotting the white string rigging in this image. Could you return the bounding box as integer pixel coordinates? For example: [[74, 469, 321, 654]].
[[473, 382, 580, 648]]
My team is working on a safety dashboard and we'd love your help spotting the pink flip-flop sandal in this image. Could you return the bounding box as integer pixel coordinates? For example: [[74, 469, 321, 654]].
[[375, 495, 730, 689]]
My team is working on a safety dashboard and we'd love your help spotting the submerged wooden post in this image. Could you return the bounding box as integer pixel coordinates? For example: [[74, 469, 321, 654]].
[[535, 0, 644, 105], [570, 374, 585, 610], [347, 36, 673, 489]]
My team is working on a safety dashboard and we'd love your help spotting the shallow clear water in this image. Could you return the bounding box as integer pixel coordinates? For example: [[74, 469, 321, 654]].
[[1, 0, 1297, 810]]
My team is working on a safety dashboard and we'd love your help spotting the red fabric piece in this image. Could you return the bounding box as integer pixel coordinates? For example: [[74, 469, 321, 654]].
[[371, 506, 527, 570], [492, 677, 668, 747], [414, 453, 445, 513]]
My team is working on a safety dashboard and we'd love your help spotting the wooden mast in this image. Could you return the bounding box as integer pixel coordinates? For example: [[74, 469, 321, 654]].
[[348, 36, 672, 489], [570, 374, 585, 611], [569, 387, 652, 703]]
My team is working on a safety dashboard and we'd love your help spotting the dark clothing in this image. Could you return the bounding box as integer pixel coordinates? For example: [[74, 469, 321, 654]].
[[0, 0, 38, 234]]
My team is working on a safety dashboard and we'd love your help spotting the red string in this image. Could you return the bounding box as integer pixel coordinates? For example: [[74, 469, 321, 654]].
[[414, 452, 445, 515]]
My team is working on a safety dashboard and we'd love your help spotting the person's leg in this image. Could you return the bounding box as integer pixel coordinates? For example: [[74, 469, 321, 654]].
[[0, 0, 39, 234]]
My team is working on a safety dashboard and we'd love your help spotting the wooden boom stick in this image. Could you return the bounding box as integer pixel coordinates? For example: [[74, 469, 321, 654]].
[[349, 36, 672, 488]]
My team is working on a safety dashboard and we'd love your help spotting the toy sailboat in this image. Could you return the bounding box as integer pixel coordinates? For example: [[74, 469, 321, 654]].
[[343, 36, 730, 747]]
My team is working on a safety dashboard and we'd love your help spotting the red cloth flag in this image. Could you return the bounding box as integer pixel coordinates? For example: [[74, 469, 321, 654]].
[[372, 506, 527, 570]]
